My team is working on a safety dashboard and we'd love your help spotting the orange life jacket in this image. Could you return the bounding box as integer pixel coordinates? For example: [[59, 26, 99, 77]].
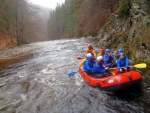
[[85, 49, 96, 57]]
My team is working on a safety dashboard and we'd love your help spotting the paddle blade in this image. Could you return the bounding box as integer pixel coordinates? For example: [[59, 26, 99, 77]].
[[68, 71, 77, 77], [77, 56, 83, 60], [134, 63, 147, 68]]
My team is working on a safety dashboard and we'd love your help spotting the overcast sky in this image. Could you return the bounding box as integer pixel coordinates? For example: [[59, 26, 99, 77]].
[[29, 0, 65, 9]]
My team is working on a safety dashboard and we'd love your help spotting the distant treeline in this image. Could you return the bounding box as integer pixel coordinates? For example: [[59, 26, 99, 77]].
[[48, 0, 119, 39], [0, 0, 49, 45]]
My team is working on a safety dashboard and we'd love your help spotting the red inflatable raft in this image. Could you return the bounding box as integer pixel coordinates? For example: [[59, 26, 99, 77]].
[[79, 66, 142, 92]]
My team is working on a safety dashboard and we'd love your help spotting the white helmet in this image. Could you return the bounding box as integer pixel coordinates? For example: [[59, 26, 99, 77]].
[[97, 56, 103, 62], [87, 53, 92, 57]]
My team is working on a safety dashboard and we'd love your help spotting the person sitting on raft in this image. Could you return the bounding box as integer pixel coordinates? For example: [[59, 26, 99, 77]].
[[97, 48, 105, 57], [116, 49, 124, 60], [83, 54, 96, 75], [103, 49, 115, 68], [93, 56, 112, 78], [117, 52, 130, 73], [85, 44, 96, 58], [80, 53, 92, 66]]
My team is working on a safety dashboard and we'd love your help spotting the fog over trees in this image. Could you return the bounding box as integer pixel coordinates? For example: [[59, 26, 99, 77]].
[[48, 0, 119, 40], [0, 0, 51, 45], [0, 0, 120, 44]]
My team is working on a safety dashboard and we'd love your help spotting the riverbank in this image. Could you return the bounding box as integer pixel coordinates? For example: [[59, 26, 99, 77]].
[[0, 43, 42, 68], [0, 43, 41, 58]]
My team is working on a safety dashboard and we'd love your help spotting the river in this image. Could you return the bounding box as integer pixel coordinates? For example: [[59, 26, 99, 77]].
[[0, 38, 150, 113]]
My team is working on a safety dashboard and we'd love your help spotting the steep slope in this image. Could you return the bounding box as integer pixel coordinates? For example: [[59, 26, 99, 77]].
[[96, 0, 150, 62]]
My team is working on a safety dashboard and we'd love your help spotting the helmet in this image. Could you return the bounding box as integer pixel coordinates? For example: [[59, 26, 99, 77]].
[[120, 52, 125, 56], [118, 49, 124, 53], [88, 44, 92, 48], [105, 49, 110, 53], [86, 53, 92, 57], [97, 56, 103, 62], [87, 54, 94, 61], [101, 48, 105, 53]]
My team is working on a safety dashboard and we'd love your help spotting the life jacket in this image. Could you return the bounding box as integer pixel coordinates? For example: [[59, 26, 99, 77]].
[[103, 54, 114, 64], [117, 57, 130, 69], [85, 49, 96, 57], [97, 52, 105, 57], [83, 60, 93, 72], [93, 62, 106, 74], [80, 58, 86, 66]]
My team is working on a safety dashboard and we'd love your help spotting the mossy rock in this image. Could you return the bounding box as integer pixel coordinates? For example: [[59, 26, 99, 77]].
[[145, 75, 150, 81], [146, 59, 150, 65]]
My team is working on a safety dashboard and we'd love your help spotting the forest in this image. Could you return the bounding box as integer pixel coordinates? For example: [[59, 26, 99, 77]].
[[48, 0, 119, 39], [0, 0, 120, 45], [0, 0, 49, 50]]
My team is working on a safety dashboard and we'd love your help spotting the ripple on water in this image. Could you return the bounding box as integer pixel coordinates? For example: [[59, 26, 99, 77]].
[[41, 68, 56, 75], [17, 71, 28, 78], [75, 74, 84, 86], [0, 38, 150, 113]]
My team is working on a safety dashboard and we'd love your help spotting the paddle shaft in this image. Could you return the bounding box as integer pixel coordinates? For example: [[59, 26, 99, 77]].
[[110, 66, 134, 70], [110, 63, 146, 69]]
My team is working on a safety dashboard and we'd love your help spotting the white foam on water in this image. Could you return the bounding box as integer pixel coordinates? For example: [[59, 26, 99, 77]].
[[0, 83, 6, 87], [20, 94, 27, 101], [75, 74, 83, 86], [41, 68, 56, 75], [47, 81, 69, 86], [47, 64, 54, 68], [18, 71, 28, 78], [74, 86, 82, 94]]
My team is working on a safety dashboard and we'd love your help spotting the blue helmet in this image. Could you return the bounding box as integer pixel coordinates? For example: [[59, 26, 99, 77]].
[[118, 49, 124, 53], [87, 55, 94, 61], [120, 52, 125, 56], [105, 49, 110, 53]]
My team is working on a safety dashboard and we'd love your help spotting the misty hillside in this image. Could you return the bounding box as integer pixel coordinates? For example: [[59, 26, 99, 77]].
[[48, 0, 150, 63], [48, 0, 119, 39], [0, 0, 50, 50]]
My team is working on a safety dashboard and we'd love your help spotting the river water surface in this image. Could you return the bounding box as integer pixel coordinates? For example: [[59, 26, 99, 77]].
[[0, 38, 150, 113]]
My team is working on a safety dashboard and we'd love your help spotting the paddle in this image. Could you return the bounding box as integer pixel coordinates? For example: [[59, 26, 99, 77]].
[[68, 71, 78, 77], [110, 63, 147, 69], [77, 56, 83, 60], [68, 56, 84, 77], [132, 63, 147, 68]]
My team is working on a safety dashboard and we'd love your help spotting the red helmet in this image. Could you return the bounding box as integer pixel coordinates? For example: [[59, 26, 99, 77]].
[[101, 48, 105, 53], [88, 44, 92, 49]]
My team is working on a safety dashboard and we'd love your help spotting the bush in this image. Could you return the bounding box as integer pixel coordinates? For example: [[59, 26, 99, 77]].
[[117, 1, 131, 17]]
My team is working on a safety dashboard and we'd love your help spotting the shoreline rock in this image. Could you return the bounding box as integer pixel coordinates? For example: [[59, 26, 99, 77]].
[[0, 43, 42, 68], [95, 0, 150, 62]]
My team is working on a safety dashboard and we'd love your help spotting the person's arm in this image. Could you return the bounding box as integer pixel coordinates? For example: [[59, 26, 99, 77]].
[[111, 56, 114, 60], [110, 55, 115, 63], [85, 62, 93, 71], [117, 59, 121, 69], [125, 58, 130, 68], [92, 50, 97, 57], [100, 68, 106, 73], [94, 64, 106, 74], [85, 49, 88, 57], [97, 52, 102, 57], [80, 58, 86, 66], [103, 55, 107, 64], [92, 60, 96, 64]]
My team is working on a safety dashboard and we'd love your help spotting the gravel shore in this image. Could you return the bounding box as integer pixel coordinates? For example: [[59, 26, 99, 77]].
[[0, 43, 41, 59]]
